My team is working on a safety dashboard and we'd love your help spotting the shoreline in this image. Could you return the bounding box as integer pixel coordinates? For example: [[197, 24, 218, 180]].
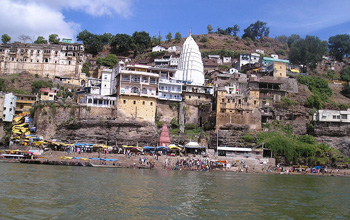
[[2, 150, 350, 177]]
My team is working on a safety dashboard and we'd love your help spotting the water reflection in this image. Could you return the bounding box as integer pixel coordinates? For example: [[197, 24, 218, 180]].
[[0, 163, 350, 219]]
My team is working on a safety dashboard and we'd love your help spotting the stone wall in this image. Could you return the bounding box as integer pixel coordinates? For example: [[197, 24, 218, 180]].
[[156, 100, 178, 123], [34, 105, 158, 146]]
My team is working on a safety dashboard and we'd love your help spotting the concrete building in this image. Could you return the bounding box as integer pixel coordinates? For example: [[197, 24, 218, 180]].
[[0, 42, 86, 78], [313, 109, 350, 123], [175, 34, 205, 85], [100, 67, 117, 96], [236, 53, 261, 71], [116, 64, 159, 122], [79, 95, 116, 108], [215, 87, 261, 130], [3, 93, 17, 122], [153, 67, 182, 102], [266, 61, 288, 78], [15, 94, 37, 113], [152, 45, 166, 52], [154, 55, 179, 69], [40, 88, 57, 101]]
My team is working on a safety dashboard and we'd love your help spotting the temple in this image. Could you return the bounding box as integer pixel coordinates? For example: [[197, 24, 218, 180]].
[[175, 34, 204, 85]]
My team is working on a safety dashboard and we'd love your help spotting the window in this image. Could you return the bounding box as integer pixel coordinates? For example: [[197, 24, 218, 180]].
[[126, 86, 129, 90], [341, 114, 347, 119], [142, 101, 145, 105], [322, 115, 327, 119], [198, 96, 200, 99], [142, 88, 147, 94], [254, 101, 256, 105], [131, 87, 139, 94], [133, 101, 136, 104], [150, 102, 153, 106], [123, 100, 126, 104], [20, 105, 24, 109]]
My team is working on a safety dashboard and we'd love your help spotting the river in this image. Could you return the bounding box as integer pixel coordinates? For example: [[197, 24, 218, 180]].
[[0, 163, 349, 219]]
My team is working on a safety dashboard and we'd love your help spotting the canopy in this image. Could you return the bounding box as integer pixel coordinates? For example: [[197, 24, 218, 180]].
[[168, 145, 181, 150], [217, 147, 252, 152], [156, 146, 169, 151], [185, 142, 204, 149], [143, 146, 156, 151]]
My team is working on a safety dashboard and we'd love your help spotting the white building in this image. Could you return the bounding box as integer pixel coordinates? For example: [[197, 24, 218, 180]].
[[168, 46, 181, 53], [79, 95, 116, 108], [175, 34, 205, 85], [153, 67, 182, 102], [313, 109, 350, 123], [152, 45, 166, 52], [236, 53, 261, 70], [3, 93, 17, 122], [100, 67, 117, 96], [154, 55, 179, 68]]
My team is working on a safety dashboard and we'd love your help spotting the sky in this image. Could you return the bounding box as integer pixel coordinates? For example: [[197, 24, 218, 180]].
[[1, 0, 350, 43]]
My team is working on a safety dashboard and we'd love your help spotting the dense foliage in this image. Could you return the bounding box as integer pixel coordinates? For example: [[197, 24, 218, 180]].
[[31, 80, 53, 93], [1, 34, 11, 44], [328, 34, 350, 61], [34, 36, 47, 44], [96, 54, 118, 68], [289, 35, 327, 72], [49, 34, 60, 44], [258, 131, 345, 166], [242, 20, 269, 40], [297, 75, 332, 101]]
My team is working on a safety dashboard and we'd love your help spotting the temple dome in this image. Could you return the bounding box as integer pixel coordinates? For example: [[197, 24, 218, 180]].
[[175, 34, 204, 85]]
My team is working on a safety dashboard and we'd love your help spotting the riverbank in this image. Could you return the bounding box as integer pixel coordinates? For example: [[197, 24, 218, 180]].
[[3, 150, 350, 176]]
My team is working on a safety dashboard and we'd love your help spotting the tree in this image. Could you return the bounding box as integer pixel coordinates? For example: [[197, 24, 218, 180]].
[[225, 27, 233, 35], [242, 20, 269, 40], [216, 27, 226, 35], [341, 83, 350, 98], [174, 32, 182, 43], [110, 33, 133, 55], [100, 32, 113, 45], [275, 35, 288, 44], [77, 30, 103, 56], [233, 25, 240, 36], [49, 34, 60, 44], [328, 34, 350, 61], [81, 62, 91, 76], [132, 31, 151, 57], [96, 54, 118, 68], [34, 36, 47, 44], [18, 35, 31, 43], [341, 66, 350, 82], [166, 32, 172, 41], [287, 34, 300, 47], [1, 34, 11, 44], [207, 25, 213, 34], [151, 34, 162, 46], [289, 35, 327, 72]]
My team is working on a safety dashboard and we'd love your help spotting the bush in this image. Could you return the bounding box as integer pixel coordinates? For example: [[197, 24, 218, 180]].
[[276, 49, 286, 56], [297, 75, 332, 101], [200, 36, 208, 43], [32, 80, 53, 93], [342, 83, 350, 98], [170, 118, 179, 129], [263, 43, 271, 47], [240, 133, 255, 143], [305, 95, 322, 109], [185, 123, 197, 130], [276, 96, 297, 109], [35, 74, 39, 78]]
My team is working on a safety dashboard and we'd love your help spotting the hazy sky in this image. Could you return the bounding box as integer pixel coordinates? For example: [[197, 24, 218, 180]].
[[1, 0, 350, 42]]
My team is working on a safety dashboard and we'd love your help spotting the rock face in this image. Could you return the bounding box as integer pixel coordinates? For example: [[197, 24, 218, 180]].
[[208, 124, 252, 149], [34, 105, 158, 146], [314, 123, 350, 157]]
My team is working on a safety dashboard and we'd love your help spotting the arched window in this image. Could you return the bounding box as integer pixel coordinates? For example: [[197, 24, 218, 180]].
[[131, 87, 139, 94], [142, 88, 147, 94]]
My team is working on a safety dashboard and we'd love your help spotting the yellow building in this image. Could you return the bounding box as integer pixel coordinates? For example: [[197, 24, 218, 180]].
[[267, 61, 287, 78], [248, 88, 260, 108], [216, 87, 261, 130], [15, 94, 37, 113], [40, 88, 57, 101], [116, 64, 159, 122]]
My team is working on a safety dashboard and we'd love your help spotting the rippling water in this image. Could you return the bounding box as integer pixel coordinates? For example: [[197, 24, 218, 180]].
[[1, 163, 350, 219]]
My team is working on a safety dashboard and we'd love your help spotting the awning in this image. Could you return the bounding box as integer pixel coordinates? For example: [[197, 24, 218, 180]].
[[217, 147, 252, 152]]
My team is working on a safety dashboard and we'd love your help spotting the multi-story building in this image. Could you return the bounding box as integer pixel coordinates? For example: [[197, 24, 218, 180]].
[[266, 61, 288, 78], [236, 53, 260, 71], [154, 55, 179, 68], [116, 64, 159, 122], [78, 95, 116, 108], [3, 93, 17, 122], [152, 67, 182, 102], [0, 42, 86, 78], [100, 68, 117, 96], [40, 88, 57, 102], [313, 109, 350, 123], [215, 87, 261, 130], [15, 94, 37, 113]]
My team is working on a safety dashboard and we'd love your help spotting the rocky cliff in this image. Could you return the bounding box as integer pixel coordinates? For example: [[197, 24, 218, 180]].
[[34, 105, 158, 146]]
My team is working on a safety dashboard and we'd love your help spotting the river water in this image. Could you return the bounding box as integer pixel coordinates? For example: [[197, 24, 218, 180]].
[[0, 163, 349, 220]]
